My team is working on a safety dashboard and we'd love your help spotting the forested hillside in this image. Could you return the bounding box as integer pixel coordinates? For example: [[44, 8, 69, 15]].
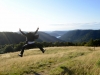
[[0, 32, 25, 45], [1, 31, 100, 54], [60, 30, 100, 42], [1, 30, 100, 45], [0, 32, 62, 45], [38, 32, 63, 42]]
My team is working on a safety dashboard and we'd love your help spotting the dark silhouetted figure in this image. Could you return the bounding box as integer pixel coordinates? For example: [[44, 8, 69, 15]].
[[18, 27, 45, 57]]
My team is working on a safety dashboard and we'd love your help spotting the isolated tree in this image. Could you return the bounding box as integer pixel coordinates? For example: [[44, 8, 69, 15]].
[[85, 39, 94, 46]]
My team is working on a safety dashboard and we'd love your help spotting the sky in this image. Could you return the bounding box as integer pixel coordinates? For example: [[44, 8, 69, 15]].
[[0, 0, 100, 32]]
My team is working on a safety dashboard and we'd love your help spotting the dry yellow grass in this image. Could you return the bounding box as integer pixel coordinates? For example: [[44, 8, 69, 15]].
[[0, 46, 100, 75]]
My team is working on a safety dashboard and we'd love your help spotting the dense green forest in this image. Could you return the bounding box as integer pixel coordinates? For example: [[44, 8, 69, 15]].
[[0, 39, 100, 54], [60, 30, 100, 42], [0, 31, 100, 54], [0, 31, 62, 54]]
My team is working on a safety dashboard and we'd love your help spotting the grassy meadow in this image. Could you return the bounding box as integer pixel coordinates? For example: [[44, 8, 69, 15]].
[[0, 46, 100, 75]]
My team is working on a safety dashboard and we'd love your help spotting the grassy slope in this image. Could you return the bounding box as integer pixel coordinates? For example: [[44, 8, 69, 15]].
[[0, 46, 100, 75]]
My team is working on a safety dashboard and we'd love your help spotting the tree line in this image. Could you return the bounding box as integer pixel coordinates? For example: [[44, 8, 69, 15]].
[[0, 39, 100, 54]]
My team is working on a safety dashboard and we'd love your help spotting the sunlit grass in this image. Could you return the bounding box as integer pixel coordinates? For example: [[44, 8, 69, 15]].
[[0, 46, 100, 75]]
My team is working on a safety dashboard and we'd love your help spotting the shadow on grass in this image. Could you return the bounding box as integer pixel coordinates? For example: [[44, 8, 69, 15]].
[[22, 70, 41, 75], [60, 66, 72, 75], [33, 72, 41, 75]]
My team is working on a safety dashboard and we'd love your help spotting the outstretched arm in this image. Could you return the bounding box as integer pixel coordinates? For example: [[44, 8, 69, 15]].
[[19, 28, 26, 36], [34, 27, 39, 34]]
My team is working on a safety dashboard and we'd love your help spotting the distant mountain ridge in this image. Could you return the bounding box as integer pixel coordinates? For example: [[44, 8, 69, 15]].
[[45, 31, 67, 38], [38, 32, 63, 42], [60, 30, 100, 42], [0, 32, 62, 45], [1, 30, 100, 45]]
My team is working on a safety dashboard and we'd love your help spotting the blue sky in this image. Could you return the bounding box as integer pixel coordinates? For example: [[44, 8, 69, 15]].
[[0, 0, 100, 31]]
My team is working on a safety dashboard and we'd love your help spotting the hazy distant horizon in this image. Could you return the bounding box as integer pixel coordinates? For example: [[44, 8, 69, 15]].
[[0, 28, 100, 32]]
